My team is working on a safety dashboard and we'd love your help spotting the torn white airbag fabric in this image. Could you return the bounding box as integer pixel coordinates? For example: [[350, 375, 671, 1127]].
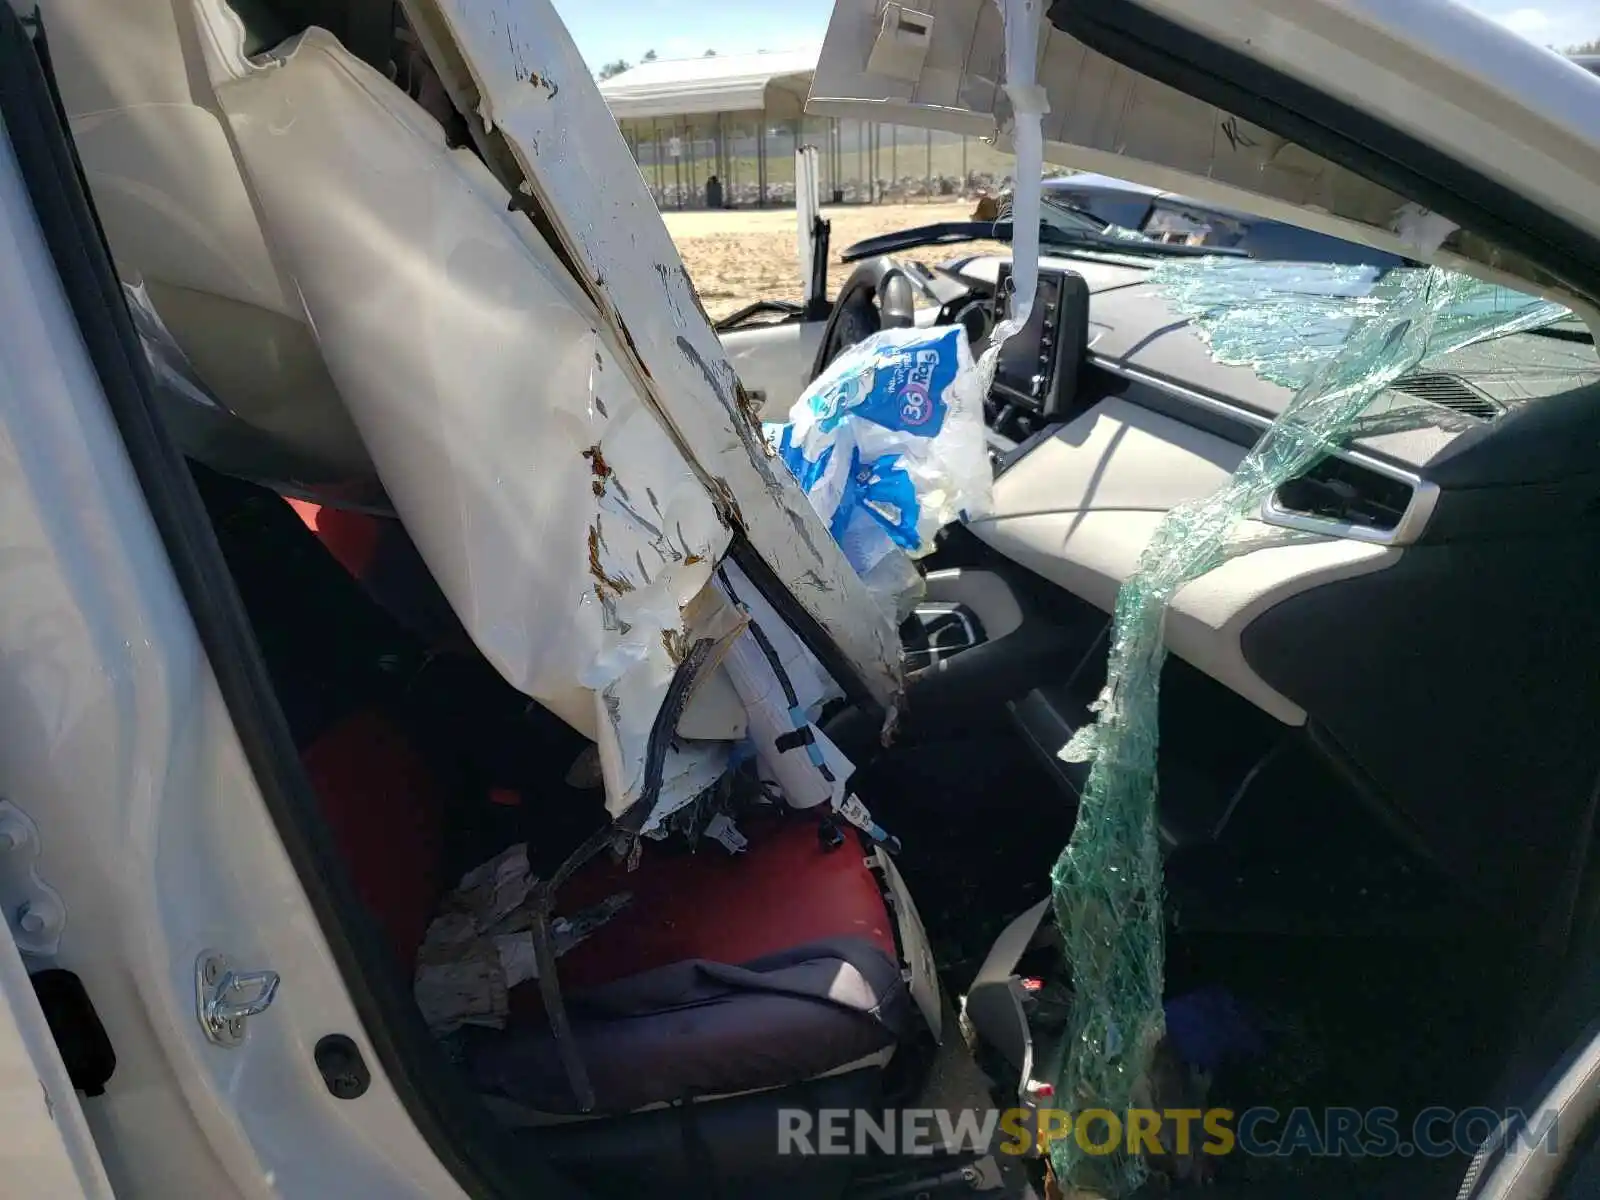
[[208, 32, 727, 793]]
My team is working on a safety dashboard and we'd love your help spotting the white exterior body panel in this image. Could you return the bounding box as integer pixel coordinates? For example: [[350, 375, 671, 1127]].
[[0, 921, 113, 1198], [197, 23, 729, 804], [0, 104, 464, 1196], [400, 0, 903, 711], [40, 0, 902, 818]]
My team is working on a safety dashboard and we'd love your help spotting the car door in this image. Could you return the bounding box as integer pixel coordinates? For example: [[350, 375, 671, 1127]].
[[0, 924, 114, 1199]]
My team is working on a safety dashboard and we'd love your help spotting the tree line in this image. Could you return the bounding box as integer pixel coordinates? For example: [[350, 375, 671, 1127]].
[[597, 48, 718, 80]]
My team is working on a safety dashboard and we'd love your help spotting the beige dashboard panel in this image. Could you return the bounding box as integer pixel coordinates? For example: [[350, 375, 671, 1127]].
[[720, 320, 827, 421], [968, 398, 1400, 724]]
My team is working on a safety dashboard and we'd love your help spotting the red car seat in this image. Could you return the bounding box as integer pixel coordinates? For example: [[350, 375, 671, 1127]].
[[274, 496, 913, 1117]]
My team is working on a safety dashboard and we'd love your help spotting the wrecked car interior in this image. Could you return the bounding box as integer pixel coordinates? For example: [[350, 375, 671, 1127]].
[[19, 0, 1600, 1196]]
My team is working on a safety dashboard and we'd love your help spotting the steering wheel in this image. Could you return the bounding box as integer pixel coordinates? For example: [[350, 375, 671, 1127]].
[[808, 257, 917, 382]]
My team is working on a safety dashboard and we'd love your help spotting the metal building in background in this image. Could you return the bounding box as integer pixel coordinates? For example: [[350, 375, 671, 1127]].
[[598, 48, 1016, 209]]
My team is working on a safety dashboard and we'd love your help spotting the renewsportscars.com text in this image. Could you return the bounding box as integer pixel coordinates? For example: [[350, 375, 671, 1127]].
[[776, 1106, 1560, 1160]]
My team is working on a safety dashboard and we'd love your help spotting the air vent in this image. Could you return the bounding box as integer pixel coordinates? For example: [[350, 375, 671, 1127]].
[[1272, 456, 1412, 533], [1391, 371, 1502, 420]]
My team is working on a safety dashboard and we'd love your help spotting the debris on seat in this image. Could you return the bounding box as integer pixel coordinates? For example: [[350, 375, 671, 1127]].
[[640, 755, 776, 853], [414, 844, 631, 1034], [715, 563, 902, 853]]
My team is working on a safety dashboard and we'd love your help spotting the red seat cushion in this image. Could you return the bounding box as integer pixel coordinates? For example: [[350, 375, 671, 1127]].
[[285, 498, 382, 578], [301, 710, 447, 964], [284, 499, 467, 652], [547, 814, 898, 994], [299, 707, 898, 1015]]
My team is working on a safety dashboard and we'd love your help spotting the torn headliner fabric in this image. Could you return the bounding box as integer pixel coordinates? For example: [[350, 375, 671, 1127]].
[[1046, 265, 1562, 1196]]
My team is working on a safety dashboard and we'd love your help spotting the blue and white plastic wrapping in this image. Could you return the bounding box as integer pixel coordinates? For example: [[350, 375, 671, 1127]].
[[763, 0, 1046, 627], [765, 324, 994, 623]]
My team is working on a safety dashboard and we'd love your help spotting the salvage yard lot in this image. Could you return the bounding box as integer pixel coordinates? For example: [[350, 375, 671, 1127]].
[[663, 201, 1009, 322]]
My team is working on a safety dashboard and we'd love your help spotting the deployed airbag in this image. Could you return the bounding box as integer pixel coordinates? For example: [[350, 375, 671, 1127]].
[[204, 30, 728, 804]]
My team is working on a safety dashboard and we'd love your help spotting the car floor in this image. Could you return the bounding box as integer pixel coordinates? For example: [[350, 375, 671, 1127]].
[[855, 720, 1523, 1195], [855, 731, 1076, 993]]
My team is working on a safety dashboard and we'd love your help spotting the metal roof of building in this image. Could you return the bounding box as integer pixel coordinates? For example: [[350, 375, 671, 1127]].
[[599, 48, 820, 120]]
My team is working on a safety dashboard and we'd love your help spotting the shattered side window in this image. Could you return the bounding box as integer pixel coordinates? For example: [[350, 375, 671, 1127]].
[[1045, 263, 1571, 1197]]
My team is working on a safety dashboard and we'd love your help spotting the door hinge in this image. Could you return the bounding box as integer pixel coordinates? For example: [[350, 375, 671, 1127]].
[[0, 800, 65, 957]]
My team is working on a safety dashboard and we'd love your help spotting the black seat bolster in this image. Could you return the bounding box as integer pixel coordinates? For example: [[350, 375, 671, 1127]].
[[464, 937, 910, 1115]]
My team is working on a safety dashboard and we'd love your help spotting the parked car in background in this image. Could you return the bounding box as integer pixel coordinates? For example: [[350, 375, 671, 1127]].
[[1042, 173, 1411, 267]]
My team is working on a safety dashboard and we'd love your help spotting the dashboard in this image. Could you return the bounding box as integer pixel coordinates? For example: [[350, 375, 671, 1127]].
[[947, 253, 1600, 939], [720, 251, 1600, 934], [934, 251, 1600, 725]]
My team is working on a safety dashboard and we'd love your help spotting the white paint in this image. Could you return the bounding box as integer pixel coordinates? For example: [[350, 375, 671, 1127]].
[[202, 30, 724, 807], [974, 0, 1045, 394], [796, 145, 822, 300], [716, 562, 846, 812], [1391, 202, 1461, 255], [0, 94, 470, 1196], [0, 922, 113, 1198], [0, 802, 65, 956], [403, 0, 904, 721]]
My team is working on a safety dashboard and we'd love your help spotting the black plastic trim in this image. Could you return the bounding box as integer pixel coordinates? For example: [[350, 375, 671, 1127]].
[[990, 262, 1090, 419], [0, 10, 576, 1196], [713, 299, 806, 332], [1049, 1, 1600, 303], [808, 256, 898, 382]]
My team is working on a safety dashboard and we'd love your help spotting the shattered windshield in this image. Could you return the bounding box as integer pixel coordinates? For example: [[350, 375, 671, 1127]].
[[1046, 264, 1577, 1196], [1146, 259, 1598, 430]]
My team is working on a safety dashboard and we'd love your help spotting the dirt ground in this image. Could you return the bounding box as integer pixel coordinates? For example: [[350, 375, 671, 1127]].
[[663, 202, 1010, 321]]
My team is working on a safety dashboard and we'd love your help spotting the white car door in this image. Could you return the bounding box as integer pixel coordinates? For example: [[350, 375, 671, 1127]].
[[0, 923, 114, 1199]]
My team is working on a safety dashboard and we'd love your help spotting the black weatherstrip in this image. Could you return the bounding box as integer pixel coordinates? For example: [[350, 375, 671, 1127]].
[[1049, 0, 1600, 303], [0, 9, 576, 1197]]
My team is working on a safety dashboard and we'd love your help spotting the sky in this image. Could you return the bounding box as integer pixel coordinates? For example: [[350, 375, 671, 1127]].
[[552, 0, 1599, 75]]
